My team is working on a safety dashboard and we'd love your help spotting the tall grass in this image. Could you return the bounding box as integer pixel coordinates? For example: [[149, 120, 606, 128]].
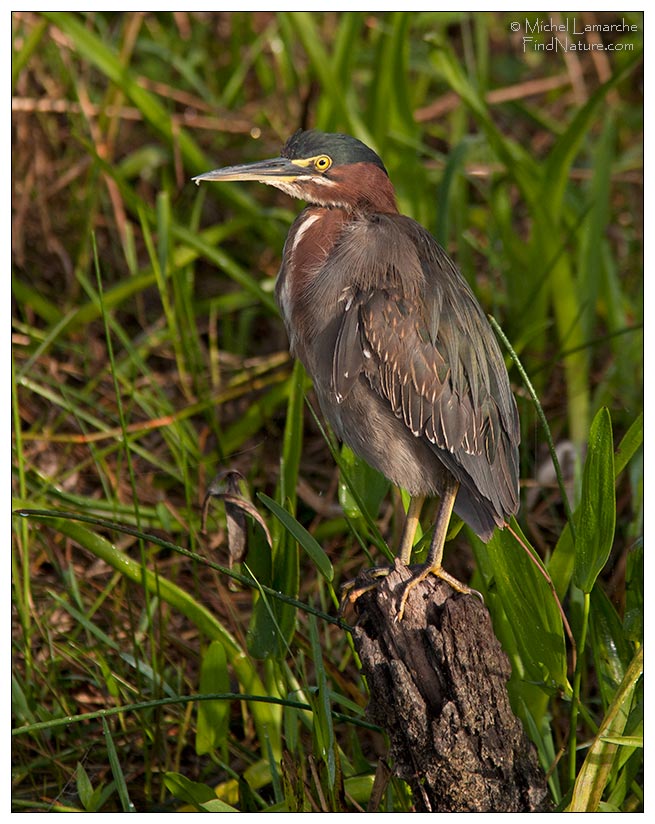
[[12, 11, 642, 812]]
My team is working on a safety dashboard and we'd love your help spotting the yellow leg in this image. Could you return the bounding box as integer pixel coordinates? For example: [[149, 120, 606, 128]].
[[341, 494, 424, 613], [398, 495, 425, 565], [397, 477, 465, 620]]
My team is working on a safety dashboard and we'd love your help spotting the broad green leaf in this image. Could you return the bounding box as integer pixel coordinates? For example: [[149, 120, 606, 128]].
[[11, 676, 34, 728], [337, 445, 389, 524], [75, 762, 95, 811], [246, 606, 277, 661], [164, 772, 219, 807], [196, 641, 230, 756], [624, 540, 643, 644], [516, 697, 562, 805], [549, 410, 642, 600], [589, 586, 631, 712], [474, 519, 568, 693], [200, 798, 241, 812], [574, 407, 616, 593], [212, 759, 274, 808], [548, 522, 575, 601]]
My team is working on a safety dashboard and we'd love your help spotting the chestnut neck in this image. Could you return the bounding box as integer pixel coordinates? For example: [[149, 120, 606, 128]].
[[301, 162, 399, 215]]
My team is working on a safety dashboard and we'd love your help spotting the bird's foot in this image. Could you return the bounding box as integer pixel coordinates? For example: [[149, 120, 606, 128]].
[[339, 565, 393, 615], [396, 564, 483, 622]]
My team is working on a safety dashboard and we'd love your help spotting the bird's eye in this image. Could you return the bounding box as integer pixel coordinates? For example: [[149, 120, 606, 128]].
[[314, 155, 332, 172]]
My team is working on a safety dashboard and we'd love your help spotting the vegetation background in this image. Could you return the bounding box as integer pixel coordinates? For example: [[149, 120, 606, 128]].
[[12, 10, 643, 813]]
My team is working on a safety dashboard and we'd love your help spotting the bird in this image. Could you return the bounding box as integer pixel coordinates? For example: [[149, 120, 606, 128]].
[[193, 129, 520, 617]]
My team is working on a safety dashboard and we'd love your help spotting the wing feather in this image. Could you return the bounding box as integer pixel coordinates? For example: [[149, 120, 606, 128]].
[[326, 213, 520, 526], [332, 293, 362, 403], [355, 219, 519, 519]]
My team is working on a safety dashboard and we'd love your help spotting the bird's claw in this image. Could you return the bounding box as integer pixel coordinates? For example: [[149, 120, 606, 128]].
[[338, 566, 393, 615], [340, 561, 484, 622], [395, 565, 483, 622]]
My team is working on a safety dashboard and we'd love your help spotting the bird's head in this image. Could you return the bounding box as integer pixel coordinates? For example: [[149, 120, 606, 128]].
[[193, 129, 397, 213]]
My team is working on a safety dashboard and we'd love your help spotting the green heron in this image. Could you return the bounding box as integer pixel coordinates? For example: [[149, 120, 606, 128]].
[[194, 130, 520, 615]]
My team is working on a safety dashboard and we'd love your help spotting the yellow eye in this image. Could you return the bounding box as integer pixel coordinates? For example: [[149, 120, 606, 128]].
[[314, 155, 332, 172]]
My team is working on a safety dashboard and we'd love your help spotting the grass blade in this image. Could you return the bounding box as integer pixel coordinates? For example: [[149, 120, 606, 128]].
[[568, 645, 643, 811], [259, 493, 333, 583], [102, 716, 135, 812], [18, 511, 281, 757], [42, 11, 207, 171]]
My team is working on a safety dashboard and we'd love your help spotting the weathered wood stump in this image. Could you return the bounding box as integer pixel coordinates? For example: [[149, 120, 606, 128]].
[[349, 559, 551, 812]]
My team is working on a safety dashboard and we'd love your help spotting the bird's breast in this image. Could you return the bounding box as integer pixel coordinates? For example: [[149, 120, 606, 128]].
[[275, 207, 351, 352]]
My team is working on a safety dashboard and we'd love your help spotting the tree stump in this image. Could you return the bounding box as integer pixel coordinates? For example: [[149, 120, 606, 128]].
[[348, 559, 551, 812]]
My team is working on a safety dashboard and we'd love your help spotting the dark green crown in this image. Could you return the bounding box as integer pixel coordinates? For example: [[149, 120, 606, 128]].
[[282, 129, 388, 175]]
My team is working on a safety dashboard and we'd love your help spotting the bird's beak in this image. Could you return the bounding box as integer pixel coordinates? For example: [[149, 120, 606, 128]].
[[192, 156, 304, 186]]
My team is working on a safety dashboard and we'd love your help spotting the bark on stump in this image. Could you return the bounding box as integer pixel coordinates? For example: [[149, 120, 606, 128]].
[[349, 559, 551, 812]]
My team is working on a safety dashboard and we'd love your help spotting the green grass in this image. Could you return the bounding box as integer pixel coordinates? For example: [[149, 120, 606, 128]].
[[12, 11, 642, 812]]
